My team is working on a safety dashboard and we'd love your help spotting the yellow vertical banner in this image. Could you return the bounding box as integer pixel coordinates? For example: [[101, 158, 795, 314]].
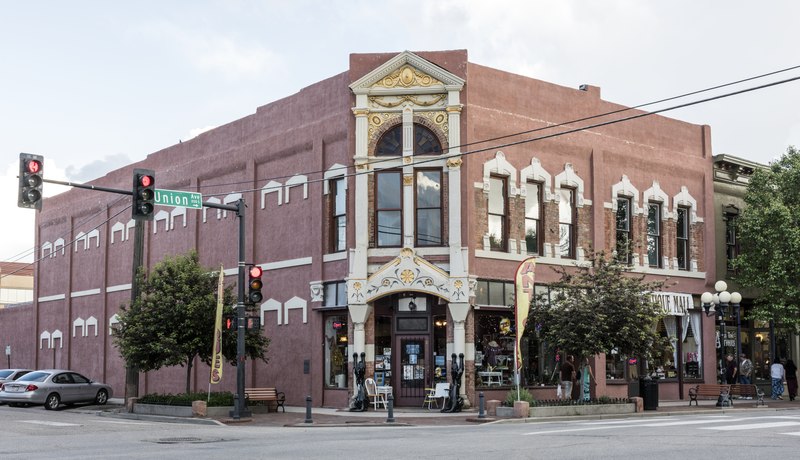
[[514, 257, 536, 372], [210, 265, 225, 384]]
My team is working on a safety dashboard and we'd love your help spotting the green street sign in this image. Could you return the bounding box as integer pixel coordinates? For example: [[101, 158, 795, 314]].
[[154, 189, 203, 209]]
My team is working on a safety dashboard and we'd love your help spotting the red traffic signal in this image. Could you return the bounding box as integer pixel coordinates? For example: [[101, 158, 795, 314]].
[[18, 153, 44, 210], [248, 265, 263, 304], [132, 168, 155, 220]]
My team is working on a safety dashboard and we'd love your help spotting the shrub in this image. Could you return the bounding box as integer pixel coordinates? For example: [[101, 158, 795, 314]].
[[503, 386, 536, 406], [138, 391, 234, 407]]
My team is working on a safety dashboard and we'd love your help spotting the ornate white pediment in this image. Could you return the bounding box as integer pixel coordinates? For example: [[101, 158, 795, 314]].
[[349, 50, 465, 96], [349, 248, 466, 304]]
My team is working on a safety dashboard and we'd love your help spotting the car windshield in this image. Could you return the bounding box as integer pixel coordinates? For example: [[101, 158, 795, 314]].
[[16, 371, 51, 383], [0, 370, 13, 378]]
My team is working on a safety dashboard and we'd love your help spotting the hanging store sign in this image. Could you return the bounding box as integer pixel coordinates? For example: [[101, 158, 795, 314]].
[[650, 292, 693, 316]]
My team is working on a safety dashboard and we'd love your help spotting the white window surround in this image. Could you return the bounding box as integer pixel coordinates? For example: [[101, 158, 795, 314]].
[[519, 157, 554, 201], [323, 164, 348, 195], [672, 186, 702, 223], [608, 175, 640, 214], [643, 181, 670, 220], [285, 175, 308, 203], [554, 163, 590, 207], [480, 151, 517, 196]]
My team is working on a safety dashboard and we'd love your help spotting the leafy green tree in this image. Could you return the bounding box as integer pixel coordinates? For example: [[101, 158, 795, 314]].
[[527, 251, 668, 370], [734, 146, 800, 326], [114, 251, 269, 393]]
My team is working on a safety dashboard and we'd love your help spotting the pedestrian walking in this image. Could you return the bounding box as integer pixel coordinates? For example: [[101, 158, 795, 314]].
[[724, 354, 737, 385], [560, 355, 576, 401], [785, 359, 798, 401], [580, 357, 595, 402], [738, 353, 753, 385], [770, 358, 786, 400]]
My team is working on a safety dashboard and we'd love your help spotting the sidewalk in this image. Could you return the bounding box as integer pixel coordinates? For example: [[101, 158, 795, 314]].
[[100, 397, 800, 428]]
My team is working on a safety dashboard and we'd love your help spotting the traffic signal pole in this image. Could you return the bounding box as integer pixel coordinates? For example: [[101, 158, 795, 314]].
[[37, 174, 250, 418]]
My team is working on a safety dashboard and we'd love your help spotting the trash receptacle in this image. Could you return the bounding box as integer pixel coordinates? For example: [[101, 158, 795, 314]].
[[639, 377, 659, 410]]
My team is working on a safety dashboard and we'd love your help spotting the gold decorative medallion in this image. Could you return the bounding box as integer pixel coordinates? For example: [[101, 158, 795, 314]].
[[400, 269, 415, 284]]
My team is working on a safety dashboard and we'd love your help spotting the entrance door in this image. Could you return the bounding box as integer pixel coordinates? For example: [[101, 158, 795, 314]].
[[394, 335, 429, 406]]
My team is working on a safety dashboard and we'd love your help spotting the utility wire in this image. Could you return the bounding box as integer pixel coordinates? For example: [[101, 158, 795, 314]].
[[195, 64, 800, 193], [6, 66, 800, 270]]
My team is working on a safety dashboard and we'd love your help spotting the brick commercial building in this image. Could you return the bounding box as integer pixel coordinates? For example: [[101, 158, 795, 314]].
[[3, 50, 719, 407]]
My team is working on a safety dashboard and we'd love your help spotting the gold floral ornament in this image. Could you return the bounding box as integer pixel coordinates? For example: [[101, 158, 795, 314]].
[[454, 280, 463, 289], [400, 269, 415, 284], [353, 282, 362, 290], [382, 279, 391, 287]]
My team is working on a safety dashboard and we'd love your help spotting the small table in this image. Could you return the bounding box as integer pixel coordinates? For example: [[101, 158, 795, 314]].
[[478, 371, 503, 386]]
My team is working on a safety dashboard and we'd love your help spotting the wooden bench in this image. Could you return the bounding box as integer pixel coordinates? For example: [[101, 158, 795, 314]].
[[688, 384, 731, 406], [244, 387, 286, 413], [729, 384, 765, 406]]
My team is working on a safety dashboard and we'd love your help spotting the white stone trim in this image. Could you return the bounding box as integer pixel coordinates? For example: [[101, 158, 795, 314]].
[[482, 151, 518, 196], [323, 163, 348, 195], [284, 296, 308, 324], [38, 294, 66, 302], [554, 163, 590, 207], [519, 157, 554, 201], [323, 252, 348, 262], [107, 284, 131, 293], [261, 298, 282, 326], [70, 288, 101, 298], [673, 186, 702, 223], [643, 180, 670, 220], [285, 175, 308, 203], [259, 257, 313, 271], [609, 175, 641, 214], [54, 238, 65, 256], [260, 181, 283, 208], [109, 314, 120, 336]]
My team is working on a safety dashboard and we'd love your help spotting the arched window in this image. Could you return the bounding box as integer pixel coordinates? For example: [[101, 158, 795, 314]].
[[375, 124, 442, 156]]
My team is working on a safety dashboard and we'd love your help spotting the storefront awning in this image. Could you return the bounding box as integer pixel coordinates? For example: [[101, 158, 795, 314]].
[[650, 292, 694, 316]]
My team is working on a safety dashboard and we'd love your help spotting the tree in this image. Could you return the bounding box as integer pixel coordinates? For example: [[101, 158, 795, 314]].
[[527, 251, 668, 369], [734, 146, 800, 326], [114, 251, 269, 393]]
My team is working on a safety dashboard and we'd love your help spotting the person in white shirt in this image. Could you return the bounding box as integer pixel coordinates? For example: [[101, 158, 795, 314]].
[[770, 358, 786, 400]]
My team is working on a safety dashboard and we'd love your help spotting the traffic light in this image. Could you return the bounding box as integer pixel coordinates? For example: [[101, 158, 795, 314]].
[[132, 168, 155, 220], [224, 314, 235, 330], [248, 265, 263, 304], [18, 153, 44, 210]]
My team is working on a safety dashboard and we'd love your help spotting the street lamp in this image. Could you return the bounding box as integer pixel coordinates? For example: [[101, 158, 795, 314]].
[[701, 281, 741, 386]]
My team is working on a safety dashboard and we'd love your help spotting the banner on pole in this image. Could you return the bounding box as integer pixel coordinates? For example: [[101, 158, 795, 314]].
[[210, 265, 225, 384], [514, 257, 536, 372]]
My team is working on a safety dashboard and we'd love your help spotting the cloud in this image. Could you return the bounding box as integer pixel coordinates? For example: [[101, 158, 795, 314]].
[[186, 125, 217, 140], [134, 20, 287, 80], [64, 154, 133, 182]]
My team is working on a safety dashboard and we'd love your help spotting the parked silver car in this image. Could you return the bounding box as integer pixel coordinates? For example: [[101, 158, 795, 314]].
[[0, 369, 112, 410]]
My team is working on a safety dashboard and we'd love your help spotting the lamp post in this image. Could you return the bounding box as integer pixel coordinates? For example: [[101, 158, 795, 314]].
[[701, 281, 741, 385]]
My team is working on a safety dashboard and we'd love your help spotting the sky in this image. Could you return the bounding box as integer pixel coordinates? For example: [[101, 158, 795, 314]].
[[2, 0, 799, 264]]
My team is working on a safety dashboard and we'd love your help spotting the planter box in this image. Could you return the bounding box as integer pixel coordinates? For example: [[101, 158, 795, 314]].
[[529, 403, 636, 417], [495, 407, 515, 417], [133, 403, 234, 418]]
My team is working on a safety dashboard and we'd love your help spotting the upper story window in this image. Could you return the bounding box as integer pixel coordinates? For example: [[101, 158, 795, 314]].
[[375, 124, 442, 156], [647, 202, 662, 268], [415, 169, 442, 246], [525, 181, 542, 255], [323, 281, 348, 307], [725, 211, 738, 271], [558, 187, 576, 258], [376, 171, 403, 247], [331, 177, 346, 252], [488, 176, 507, 251], [676, 206, 690, 270], [475, 280, 515, 306], [615, 197, 632, 264]]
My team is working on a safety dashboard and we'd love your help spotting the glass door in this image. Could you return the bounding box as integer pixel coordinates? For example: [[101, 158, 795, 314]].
[[395, 335, 429, 406]]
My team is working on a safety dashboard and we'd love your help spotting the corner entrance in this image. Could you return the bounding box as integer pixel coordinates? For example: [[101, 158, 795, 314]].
[[372, 294, 448, 407]]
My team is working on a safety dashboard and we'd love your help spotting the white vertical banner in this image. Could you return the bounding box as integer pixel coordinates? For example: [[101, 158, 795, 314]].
[[210, 265, 225, 384]]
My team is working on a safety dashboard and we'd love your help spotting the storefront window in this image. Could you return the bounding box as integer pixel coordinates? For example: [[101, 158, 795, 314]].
[[324, 315, 348, 388], [475, 310, 515, 388], [606, 350, 626, 380], [682, 312, 702, 379], [374, 315, 392, 387]]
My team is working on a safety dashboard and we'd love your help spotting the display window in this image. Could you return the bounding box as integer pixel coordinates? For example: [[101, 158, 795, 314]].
[[475, 310, 516, 388], [324, 314, 349, 388]]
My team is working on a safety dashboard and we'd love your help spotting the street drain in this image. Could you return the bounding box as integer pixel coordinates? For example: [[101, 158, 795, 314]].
[[151, 437, 233, 444]]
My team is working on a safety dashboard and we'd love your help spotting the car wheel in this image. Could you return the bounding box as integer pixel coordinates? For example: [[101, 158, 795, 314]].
[[95, 389, 109, 405], [45, 393, 60, 410], [8, 403, 20, 408]]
